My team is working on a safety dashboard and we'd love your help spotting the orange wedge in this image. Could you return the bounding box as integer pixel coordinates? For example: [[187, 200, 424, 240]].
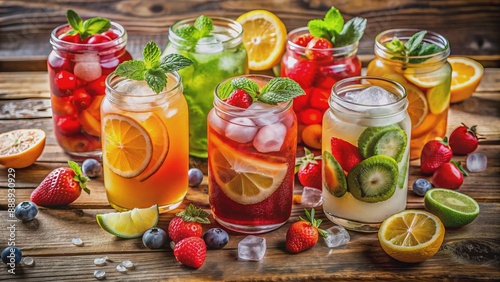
[[236, 10, 287, 71], [0, 129, 46, 168], [448, 57, 484, 103], [405, 82, 428, 129], [102, 114, 152, 178]]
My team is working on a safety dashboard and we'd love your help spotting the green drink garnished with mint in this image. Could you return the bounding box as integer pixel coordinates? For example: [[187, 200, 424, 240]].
[[163, 15, 249, 158]]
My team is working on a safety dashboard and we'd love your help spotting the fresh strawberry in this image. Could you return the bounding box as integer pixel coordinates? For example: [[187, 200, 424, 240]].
[[287, 60, 317, 88], [330, 137, 363, 172], [293, 89, 311, 112], [420, 138, 453, 175], [309, 88, 330, 111], [224, 89, 253, 108], [293, 33, 314, 47], [449, 123, 480, 155], [305, 37, 333, 61], [431, 161, 468, 190], [168, 204, 210, 243], [30, 161, 90, 206], [286, 208, 327, 253], [297, 108, 322, 125], [173, 237, 206, 269], [296, 148, 322, 189]]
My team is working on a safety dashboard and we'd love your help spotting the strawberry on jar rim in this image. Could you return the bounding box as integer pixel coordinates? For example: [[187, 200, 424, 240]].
[[449, 123, 480, 155], [224, 89, 253, 108]]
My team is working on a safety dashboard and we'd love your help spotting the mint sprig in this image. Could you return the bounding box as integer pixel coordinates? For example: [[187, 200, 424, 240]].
[[175, 15, 214, 42], [385, 31, 444, 64], [218, 77, 304, 105], [307, 6, 366, 47], [65, 10, 110, 39], [114, 41, 193, 94]]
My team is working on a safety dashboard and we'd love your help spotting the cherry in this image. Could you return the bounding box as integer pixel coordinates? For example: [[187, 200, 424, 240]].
[[101, 30, 119, 40], [51, 95, 78, 116], [54, 70, 77, 96], [85, 75, 107, 96], [55, 115, 81, 135], [71, 88, 92, 111]]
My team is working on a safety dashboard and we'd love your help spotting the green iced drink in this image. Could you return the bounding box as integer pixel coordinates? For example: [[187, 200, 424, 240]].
[[163, 16, 249, 158]]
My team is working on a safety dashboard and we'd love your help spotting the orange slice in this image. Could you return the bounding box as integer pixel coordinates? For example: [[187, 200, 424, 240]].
[[378, 210, 445, 263], [135, 113, 169, 182], [236, 10, 287, 71], [102, 114, 152, 178], [448, 57, 484, 103], [405, 82, 428, 129], [0, 129, 46, 168]]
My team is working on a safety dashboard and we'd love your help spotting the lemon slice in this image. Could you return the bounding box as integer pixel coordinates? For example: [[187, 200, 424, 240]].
[[236, 10, 287, 71], [448, 57, 484, 103], [378, 210, 445, 263], [403, 66, 447, 89], [135, 113, 169, 182], [102, 114, 152, 178], [0, 129, 46, 168], [405, 82, 428, 129], [96, 204, 159, 238], [209, 135, 288, 205], [427, 73, 451, 115]]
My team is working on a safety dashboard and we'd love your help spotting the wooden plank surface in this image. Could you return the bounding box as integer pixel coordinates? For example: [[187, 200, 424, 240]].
[[0, 0, 499, 71], [0, 68, 499, 281]]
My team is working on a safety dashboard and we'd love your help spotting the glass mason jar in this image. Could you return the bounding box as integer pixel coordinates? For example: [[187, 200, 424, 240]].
[[322, 77, 411, 232], [48, 22, 132, 157], [281, 27, 362, 150], [207, 75, 297, 234], [102, 72, 189, 213], [366, 29, 452, 159], [163, 17, 249, 159]]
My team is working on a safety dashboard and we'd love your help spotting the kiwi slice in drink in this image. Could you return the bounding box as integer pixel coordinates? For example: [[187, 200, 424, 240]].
[[322, 151, 347, 197], [347, 155, 398, 203], [397, 153, 409, 189], [358, 124, 400, 159], [373, 128, 407, 162]]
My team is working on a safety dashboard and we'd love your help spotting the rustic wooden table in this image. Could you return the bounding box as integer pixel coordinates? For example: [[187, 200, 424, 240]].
[[0, 69, 499, 281]]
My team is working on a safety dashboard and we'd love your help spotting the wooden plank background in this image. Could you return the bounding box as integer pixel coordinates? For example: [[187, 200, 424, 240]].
[[0, 0, 499, 71]]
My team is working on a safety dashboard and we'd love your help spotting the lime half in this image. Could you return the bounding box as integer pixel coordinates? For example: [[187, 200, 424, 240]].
[[96, 204, 159, 238], [424, 189, 479, 228]]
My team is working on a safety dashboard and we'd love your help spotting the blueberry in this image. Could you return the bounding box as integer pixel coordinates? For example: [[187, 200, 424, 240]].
[[203, 228, 229, 249], [1, 247, 22, 265], [188, 168, 203, 187], [412, 178, 433, 196], [14, 201, 38, 222], [82, 159, 102, 178], [142, 227, 168, 249]]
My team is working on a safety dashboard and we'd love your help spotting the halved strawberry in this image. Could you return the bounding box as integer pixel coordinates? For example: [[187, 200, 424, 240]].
[[330, 137, 363, 172]]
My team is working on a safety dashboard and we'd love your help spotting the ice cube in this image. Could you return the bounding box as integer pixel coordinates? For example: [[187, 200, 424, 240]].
[[323, 225, 350, 248], [116, 264, 127, 272], [72, 237, 84, 246], [343, 86, 398, 105], [466, 152, 487, 172], [115, 79, 157, 96], [225, 117, 257, 143], [195, 36, 223, 53], [248, 103, 280, 126], [238, 235, 266, 261], [253, 122, 287, 153], [94, 270, 106, 280], [301, 186, 323, 207], [208, 110, 227, 134], [121, 260, 135, 269], [23, 256, 35, 266], [94, 257, 107, 266]]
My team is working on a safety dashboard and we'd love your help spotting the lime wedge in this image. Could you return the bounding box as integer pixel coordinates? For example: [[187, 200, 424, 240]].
[[424, 189, 479, 227], [96, 204, 159, 238]]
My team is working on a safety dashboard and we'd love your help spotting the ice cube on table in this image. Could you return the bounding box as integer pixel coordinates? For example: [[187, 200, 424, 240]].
[[225, 117, 257, 143], [467, 152, 487, 172], [324, 225, 350, 248], [195, 36, 223, 53], [238, 235, 266, 261], [343, 86, 398, 105], [248, 103, 280, 126], [253, 122, 287, 153], [301, 186, 323, 207]]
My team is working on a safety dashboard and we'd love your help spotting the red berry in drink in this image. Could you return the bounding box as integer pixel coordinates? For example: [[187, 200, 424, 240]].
[[286, 60, 317, 88], [54, 71, 77, 96], [298, 108, 322, 125], [59, 32, 81, 43], [305, 37, 333, 61], [309, 88, 330, 111], [55, 115, 81, 135], [87, 34, 112, 45], [224, 89, 253, 108], [293, 90, 311, 112], [101, 30, 118, 40], [71, 88, 92, 111], [86, 75, 107, 96], [51, 96, 78, 116], [293, 33, 314, 47]]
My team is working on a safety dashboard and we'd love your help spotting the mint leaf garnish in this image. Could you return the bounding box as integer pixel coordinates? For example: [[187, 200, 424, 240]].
[[385, 30, 444, 64], [259, 78, 305, 104], [307, 6, 366, 47], [65, 9, 110, 39], [218, 77, 304, 105], [113, 41, 193, 94], [175, 15, 214, 42]]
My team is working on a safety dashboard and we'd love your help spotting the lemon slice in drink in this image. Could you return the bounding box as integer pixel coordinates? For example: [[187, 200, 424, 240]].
[[102, 114, 153, 178], [424, 188, 480, 227], [210, 135, 288, 205], [96, 204, 159, 238], [427, 73, 451, 115], [378, 210, 445, 263]]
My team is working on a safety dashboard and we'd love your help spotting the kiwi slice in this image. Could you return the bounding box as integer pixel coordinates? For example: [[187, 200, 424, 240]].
[[397, 153, 409, 189], [373, 128, 407, 162], [322, 151, 347, 197], [357, 124, 400, 158], [347, 155, 398, 203]]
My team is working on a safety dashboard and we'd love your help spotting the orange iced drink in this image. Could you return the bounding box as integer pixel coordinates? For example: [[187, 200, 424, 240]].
[[102, 72, 189, 212]]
